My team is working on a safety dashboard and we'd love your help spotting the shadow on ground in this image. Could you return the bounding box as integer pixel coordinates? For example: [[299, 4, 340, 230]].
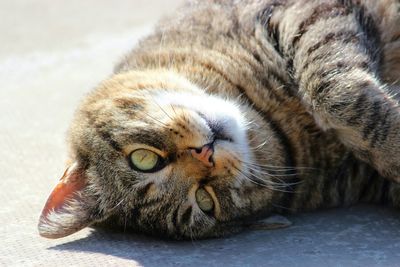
[[49, 205, 400, 266]]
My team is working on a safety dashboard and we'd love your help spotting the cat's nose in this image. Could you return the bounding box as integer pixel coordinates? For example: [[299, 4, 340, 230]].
[[190, 144, 214, 167]]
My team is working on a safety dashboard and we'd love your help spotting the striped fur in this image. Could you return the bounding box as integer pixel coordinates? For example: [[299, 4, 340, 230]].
[[40, 0, 400, 239]]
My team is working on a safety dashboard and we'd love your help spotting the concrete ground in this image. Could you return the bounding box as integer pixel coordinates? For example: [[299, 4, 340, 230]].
[[1, 1, 400, 266]]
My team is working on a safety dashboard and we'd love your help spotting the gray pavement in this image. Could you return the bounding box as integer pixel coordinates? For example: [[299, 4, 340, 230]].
[[1, 1, 400, 266]]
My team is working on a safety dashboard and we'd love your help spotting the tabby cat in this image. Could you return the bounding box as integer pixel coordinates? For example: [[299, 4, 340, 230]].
[[38, 0, 400, 239]]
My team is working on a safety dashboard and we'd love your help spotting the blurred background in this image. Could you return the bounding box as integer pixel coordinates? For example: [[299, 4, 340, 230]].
[[1, 1, 400, 266]]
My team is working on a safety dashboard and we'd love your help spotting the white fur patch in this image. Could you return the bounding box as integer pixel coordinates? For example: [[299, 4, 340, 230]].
[[155, 91, 248, 146]]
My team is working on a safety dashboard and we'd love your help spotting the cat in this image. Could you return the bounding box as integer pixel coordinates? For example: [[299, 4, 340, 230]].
[[38, 0, 400, 239]]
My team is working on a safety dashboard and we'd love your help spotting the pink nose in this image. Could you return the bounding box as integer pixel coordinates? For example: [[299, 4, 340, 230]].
[[191, 144, 214, 167]]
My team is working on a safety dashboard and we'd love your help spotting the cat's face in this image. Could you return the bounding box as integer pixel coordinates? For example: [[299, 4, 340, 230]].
[[39, 71, 284, 239]]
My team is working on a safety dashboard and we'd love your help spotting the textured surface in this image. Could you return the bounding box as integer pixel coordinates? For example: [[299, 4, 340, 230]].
[[1, 1, 400, 266]]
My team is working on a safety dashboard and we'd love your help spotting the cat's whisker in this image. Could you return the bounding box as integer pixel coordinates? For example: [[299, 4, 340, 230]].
[[226, 151, 301, 177], [224, 153, 303, 190], [239, 159, 316, 171], [134, 92, 172, 127], [252, 162, 306, 191], [242, 163, 300, 175], [232, 165, 271, 188], [245, 117, 261, 127], [232, 165, 295, 193], [150, 94, 175, 121], [170, 104, 178, 117], [237, 158, 301, 173], [234, 157, 303, 187], [249, 168, 300, 177], [110, 199, 125, 211], [140, 110, 169, 128], [250, 140, 269, 150], [243, 167, 302, 188], [245, 133, 261, 144], [247, 167, 301, 179]]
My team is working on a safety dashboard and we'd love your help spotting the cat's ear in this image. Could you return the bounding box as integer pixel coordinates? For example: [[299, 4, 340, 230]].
[[38, 163, 98, 239]]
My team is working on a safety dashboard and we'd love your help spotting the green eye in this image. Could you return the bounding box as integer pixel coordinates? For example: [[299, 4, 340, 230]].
[[196, 188, 214, 212], [129, 149, 163, 172]]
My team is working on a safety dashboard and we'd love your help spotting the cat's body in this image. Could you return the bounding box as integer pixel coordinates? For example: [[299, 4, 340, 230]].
[[39, 0, 400, 239]]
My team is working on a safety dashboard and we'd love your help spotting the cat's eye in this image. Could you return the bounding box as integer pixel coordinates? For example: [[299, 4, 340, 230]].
[[129, 149, 164, 173], [195, 188, 214, 212]]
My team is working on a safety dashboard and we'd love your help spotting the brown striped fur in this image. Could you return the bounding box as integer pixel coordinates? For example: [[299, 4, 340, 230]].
[[39, 0, 400, 239]]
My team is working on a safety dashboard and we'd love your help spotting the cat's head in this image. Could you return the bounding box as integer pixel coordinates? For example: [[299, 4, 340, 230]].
[[38, 70, 286, 239]]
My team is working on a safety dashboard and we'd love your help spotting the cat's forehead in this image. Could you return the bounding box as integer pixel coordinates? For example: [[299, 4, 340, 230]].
[[152, 90, 245, 124], [83, 71, 245, 129]]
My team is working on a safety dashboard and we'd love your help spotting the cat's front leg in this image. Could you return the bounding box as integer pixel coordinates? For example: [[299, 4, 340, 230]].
[[276, 1, 400, 181]]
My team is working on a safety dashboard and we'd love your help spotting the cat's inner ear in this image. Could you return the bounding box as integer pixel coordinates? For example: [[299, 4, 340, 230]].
[[38, 163, 97, 239]]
